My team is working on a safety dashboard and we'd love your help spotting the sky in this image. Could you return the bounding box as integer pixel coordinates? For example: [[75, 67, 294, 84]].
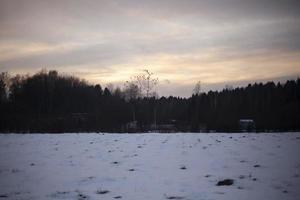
[[0, 0, 300, 97]]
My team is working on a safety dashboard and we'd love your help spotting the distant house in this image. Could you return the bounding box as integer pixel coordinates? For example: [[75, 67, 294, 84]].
[[150, 119, 178, 133], [239, 119, 255, 132], [155, 124, 177, 133], [126, 121, 138, 132]]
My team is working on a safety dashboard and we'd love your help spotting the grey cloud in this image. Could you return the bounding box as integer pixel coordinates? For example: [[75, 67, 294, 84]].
[[115, 0, 300, 21], [0, 43, 130, 71], [1, 17, 299, 73], [1, 0, 300, 41], [0, 0, 300, 96]]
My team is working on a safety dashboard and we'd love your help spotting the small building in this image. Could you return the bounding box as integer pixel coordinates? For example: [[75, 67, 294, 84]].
[[156, 124, 177, 133], [126, 121, 138, 132], [239, 119, 255, 132], [150, 119, 178, 133]]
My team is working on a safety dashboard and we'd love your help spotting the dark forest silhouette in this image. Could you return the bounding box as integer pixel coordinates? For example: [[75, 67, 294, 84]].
[[0, 70, 299, 133]]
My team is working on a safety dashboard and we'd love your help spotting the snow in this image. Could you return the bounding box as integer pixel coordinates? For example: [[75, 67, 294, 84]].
[[0, 133, 300, 200]]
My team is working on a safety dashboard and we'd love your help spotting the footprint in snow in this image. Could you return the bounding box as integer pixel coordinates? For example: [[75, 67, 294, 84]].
[[96, 189, 110, 194], [216, 179, 234, 186], [0, 194, 8, 198], [50, 191, 71, 198], [80, 176, 95, 183], [239, 175, 245, 179], [77, 193, 89, 200], [165, 195, 185, 199], [11, 169, 20, 173]]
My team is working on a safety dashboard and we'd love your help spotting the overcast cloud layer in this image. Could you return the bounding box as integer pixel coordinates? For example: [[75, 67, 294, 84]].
[[1, 0, 300, 96]]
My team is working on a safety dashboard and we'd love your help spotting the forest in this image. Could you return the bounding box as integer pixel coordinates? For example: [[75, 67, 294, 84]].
[[0, 70, 299, 133]]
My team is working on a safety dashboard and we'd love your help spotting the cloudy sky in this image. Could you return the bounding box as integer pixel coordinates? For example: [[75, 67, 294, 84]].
[[0, 0, 300, 96]]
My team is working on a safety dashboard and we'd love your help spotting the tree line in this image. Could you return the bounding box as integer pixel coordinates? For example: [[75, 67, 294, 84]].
[[0, 70, 299, 133]]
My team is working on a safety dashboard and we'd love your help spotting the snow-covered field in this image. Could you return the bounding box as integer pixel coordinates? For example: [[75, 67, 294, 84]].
[[0, 133, 300, 200]]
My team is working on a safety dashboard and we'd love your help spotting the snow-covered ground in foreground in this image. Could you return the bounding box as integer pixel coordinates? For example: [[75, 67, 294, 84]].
[[0, 133, 300, 200]]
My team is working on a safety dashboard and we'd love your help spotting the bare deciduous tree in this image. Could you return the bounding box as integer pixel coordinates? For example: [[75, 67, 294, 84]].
[[193, 81, 201, 95], [123, 69, 159, 125], [123, 82, 142, 101], [134, 69, 159, 98]]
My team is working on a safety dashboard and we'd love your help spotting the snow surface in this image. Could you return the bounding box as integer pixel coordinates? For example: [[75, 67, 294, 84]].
[[0, 133, 300, 200]]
